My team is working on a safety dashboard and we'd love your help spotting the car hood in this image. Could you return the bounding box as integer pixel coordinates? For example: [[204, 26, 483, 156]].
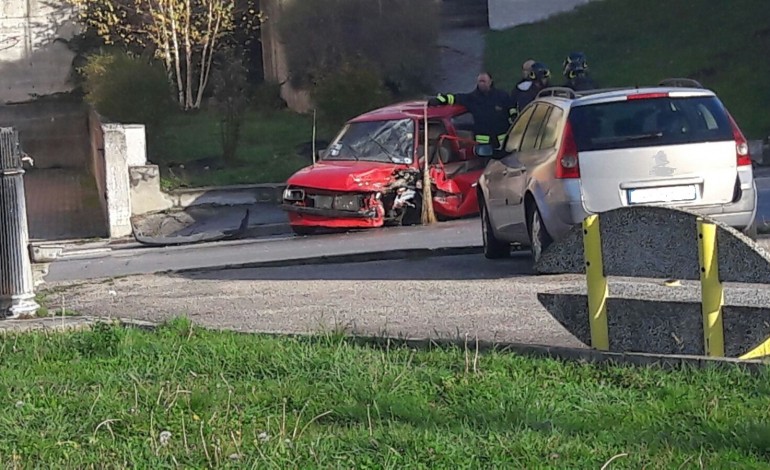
[[286, 161, 403, 192]]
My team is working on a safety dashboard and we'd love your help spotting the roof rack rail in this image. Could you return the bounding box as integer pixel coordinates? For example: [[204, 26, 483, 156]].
[[658, 78, 704, 89], [536, 87, 577, 99]]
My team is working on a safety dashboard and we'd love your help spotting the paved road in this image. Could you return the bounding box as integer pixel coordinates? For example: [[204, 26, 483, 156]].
[[46, 252, 770, 349], [47, 253, 584, 348], [46, 175, 770, 283], [46, 219, 483, 282]]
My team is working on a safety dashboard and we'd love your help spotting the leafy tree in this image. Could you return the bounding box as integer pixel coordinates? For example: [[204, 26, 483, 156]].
[[279, 0, 440, 97], [211, 48, 250, 163], [66, 0, 260, 110]]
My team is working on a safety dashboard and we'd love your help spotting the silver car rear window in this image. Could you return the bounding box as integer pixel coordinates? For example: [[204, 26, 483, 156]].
[[568, 96, 734, 152]]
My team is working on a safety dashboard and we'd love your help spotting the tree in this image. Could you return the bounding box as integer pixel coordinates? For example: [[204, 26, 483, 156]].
[[211, 48, 250, 163], [279, 0, 439, 97], [67, 0, 248, 110]]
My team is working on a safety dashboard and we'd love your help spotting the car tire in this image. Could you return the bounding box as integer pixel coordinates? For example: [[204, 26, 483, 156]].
[[481, 203, 510, 259], [528, 205, 553, 264], [291, 226, 317, 236]]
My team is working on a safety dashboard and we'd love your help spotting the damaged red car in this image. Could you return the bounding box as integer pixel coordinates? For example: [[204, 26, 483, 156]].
[[281, 101, 486, 235]]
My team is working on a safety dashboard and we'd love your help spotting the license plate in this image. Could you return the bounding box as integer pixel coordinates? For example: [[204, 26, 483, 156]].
[[627, 185, 697, 205]]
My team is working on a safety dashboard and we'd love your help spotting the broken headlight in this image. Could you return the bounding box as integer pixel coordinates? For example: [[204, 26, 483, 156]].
[[283, 188, 305, 201]]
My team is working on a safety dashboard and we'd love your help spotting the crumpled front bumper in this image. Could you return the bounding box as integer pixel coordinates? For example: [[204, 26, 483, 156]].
[[282, 203, 385, 229]]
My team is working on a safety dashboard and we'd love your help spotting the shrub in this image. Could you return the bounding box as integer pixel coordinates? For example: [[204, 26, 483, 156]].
[[81, 51, 174, 131], [211, 48, 251, 163], [279, 0, 440, 97], [312, 61, 392, 128], [251, 82, 286, 113]]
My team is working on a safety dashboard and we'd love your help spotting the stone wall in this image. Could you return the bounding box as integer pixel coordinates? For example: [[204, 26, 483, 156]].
[[0, 0, 77, 103]]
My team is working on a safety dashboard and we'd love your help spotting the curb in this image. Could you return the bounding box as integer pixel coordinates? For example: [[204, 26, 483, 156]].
[[169, 246, 485, 275], [240, 222, 292, 239], [168, 183, 286, 209]]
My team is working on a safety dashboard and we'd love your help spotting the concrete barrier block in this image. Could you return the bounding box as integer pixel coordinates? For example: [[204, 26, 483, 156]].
[[538, 280, 770, 358], [535, 206, 770, 283]]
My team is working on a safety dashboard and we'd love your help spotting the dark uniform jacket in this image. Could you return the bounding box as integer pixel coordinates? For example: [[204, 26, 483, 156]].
[[430, 86, 515, 145], [563, 75, 597, 91]]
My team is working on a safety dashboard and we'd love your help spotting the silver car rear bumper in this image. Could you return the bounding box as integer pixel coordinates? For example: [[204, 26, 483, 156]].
[[556, 182, 756, 237]]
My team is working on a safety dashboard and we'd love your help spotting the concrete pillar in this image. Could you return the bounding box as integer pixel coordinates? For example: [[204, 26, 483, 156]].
[[102, 124, 134, 238], [0, 128, 39, 318]]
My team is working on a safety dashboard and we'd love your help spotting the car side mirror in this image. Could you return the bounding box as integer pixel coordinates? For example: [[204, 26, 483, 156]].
[[474, 144, 495, 158]]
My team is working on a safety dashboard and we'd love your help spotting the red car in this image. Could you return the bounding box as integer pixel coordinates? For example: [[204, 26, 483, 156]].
[[281, 100, 487, 235]]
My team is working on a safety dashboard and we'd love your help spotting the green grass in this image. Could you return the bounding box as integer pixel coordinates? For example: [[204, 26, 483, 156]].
[[31, 293, 78, 319], [150, 110, 335, 189], [485, 0, 770, 139], [2, 318, 770, 468]]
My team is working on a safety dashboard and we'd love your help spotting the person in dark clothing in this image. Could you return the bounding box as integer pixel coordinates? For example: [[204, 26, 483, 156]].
[[429, 72, 516, 148], [514, 62, 551, 112], [510, 59, 536, 120], [562, 52, 597, 91]]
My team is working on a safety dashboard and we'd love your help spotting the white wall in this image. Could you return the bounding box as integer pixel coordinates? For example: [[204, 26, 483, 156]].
[[488, 0, 594, 30], [0, 0, 78, 103]]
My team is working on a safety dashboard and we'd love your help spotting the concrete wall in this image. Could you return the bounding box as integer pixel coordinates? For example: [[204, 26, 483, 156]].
[[0, 0, 78, 103], [260, 0, 312, 113], [87, 108, 109, 225], [488, 0, 594, 30], [129, 165, 174, 216]]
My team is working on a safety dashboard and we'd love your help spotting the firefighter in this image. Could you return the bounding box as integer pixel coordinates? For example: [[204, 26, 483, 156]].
[[511, 59, 536, 118], [562, 52, 597, 91], [514, 62, 551, 112], [429, 72, 515, 149]]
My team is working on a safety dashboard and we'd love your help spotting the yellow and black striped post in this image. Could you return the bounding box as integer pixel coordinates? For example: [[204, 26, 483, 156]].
[[697, 217, 725, 357], [583, 214, 609, 351]]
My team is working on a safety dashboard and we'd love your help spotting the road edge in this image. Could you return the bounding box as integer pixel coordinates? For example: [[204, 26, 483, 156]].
[[166, 245, 486, 275]]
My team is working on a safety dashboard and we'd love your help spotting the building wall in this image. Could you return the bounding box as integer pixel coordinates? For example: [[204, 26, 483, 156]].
[[488, 0, 594, 30], [0, 0, 77, 103], [260, 0, 312, 113]]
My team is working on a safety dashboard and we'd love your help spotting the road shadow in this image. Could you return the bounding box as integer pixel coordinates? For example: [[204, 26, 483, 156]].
[[173, 252, 536, 282]]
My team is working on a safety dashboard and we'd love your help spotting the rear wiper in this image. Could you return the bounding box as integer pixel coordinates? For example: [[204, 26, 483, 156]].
[[600, 132, 664, 144]]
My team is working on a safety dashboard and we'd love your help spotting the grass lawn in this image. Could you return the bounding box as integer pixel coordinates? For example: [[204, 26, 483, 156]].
[[149, 110, 336, 189], [485, 0, 770, 139], [2, 318, 769, 467]]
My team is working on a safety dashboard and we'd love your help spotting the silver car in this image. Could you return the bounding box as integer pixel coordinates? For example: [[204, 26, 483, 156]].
[[477, 81, 757, 262]]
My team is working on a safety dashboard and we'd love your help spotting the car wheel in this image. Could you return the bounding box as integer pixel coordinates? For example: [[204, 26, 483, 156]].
[[291, 226, 317, 236], [529, 205, 553, 263], [481, 203, 510, 259]]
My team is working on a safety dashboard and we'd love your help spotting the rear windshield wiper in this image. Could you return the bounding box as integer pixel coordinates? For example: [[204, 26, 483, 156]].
[[596, 132, 664, 144]]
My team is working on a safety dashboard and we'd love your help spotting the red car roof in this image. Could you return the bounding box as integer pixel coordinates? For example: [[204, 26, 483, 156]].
[[348, 100, 467, 123]]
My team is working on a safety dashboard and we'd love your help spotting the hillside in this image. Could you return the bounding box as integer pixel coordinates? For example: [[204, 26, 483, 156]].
[[484, 0, 770, 139]]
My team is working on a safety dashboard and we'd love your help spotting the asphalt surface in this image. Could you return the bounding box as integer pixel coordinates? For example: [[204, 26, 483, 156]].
[[46, 219, 484, 282], [47, 174, 770, 283], [46, 252, 770, 349], [47, 253, 584, 347]]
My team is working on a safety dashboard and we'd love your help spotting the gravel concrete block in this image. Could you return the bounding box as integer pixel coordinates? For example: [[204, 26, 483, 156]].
[[538, 280, 770, 357], [535, 206, 770, 284]]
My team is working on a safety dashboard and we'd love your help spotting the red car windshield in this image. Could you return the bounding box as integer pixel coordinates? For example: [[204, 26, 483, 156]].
[[324, 119, 415, 164]]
